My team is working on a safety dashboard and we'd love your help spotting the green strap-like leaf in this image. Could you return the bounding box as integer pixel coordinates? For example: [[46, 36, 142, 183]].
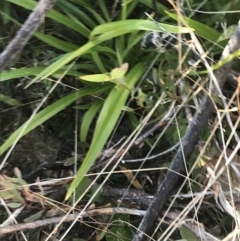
[[26, 19, 193, 86], [80, 100, 104, 142], [66, 62, 145, 200], [0, 86, 110, 155], [166, 11, 221, 45], [0, 67, 81, 82], [90, 19, 193, 39]]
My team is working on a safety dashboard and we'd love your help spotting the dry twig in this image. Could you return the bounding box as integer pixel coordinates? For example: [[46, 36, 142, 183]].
[[0, 0, 57, 72], [0, 207, 145, 235]]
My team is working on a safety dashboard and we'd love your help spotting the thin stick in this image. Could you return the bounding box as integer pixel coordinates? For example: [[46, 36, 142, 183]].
[[0, 208, 145, 235], [0, 0, 56, 72]]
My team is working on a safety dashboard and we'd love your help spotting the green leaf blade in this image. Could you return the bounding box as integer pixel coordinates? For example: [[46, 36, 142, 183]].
[[66, 62, 145, 200]]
